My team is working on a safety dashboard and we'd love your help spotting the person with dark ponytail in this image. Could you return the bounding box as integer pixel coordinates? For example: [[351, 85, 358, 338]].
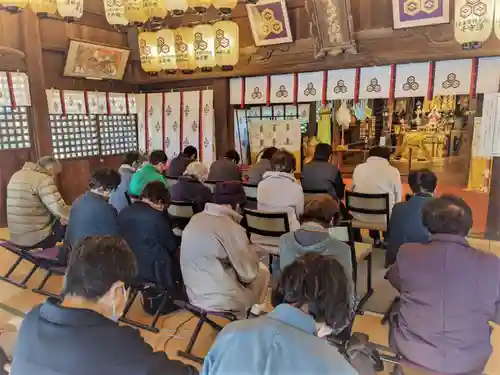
[[202, 253, 357, 375]]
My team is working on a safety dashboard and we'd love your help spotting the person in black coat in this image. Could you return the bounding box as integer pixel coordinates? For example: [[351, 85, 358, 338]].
[[171, 161, 213, 213], [167, 146, 198, 178], [11, 236, 197, 375], [118, 181, 180, 288], [65, 169, 121, 250]]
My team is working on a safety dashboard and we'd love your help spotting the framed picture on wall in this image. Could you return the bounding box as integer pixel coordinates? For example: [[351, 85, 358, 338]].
[[63, 39, 130, 80], [246, 0, 293, 46], [392, 0, 450, 29]]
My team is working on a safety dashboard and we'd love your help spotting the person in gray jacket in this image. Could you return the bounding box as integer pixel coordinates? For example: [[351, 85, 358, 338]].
[[279, 194, 354, 304], [109, 152, 141, 212], [246, 147, 278, 185], [301, 143, 345, 199], [207, 149, 242, 182]]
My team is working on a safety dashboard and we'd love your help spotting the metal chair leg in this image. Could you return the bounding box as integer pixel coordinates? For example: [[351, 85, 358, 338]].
[[0, 257, 29, 289], [177, 314, 206, 364], [32, 271, 62, 300], [357, 253, 374, 313], [20, 264, 39, 285]]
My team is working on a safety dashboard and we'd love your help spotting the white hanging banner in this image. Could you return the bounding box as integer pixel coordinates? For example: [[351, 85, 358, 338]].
[[270, 74, 294, 104], [164, 92, 181, 159], [359, 66, 391, 99], [136, 93, 147, 154], [477, 56, 500, 93], [478, 94, 497, 157], [0, 73, 11, 107], [62, 90, 86, 114], [455, 0, 494, 46], [181, 90, 200, 150], [10, 72, 31, 107], [394, 62, 430, 98], [327, 69, 356, 100], [245, 76, 268, 105], [146, 93, 164, 152], [86, 92, 107, 114], [433, 59, 472, 95], [46, 89, 63, 114], [201, 89, 216, 166], [127, 93, 137, 114], [297, 71, 323, 102], [108, 92, 127, 114], [230, 77, 243, 105]]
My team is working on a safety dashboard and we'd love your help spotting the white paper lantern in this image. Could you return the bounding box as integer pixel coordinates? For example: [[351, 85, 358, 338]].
[[212, 0, 236, 14], [29, 0, 57, 17], [156, 28, 177, 72], [175, 27, 196, 73], [214, 20, 239, 70], [455, 0, 494, 49], [193, 24, 215, 71], [56, 0, 83, 21], [188, 0, 211, 13], [124, 0, 148, 24], [2, 0, 29, 12], [104, 0, 129, 26], [166, 0, 187, 15], [145, 0, 167, 20]]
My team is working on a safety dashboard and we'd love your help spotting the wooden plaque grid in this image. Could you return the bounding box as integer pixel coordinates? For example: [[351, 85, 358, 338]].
[[0, 106, 31, 150], [98, 114, 138, 156]]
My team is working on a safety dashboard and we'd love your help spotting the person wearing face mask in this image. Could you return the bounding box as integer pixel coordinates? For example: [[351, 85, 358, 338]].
[[10, 236, 197, 375], [128, 150, 168, 197], [180, 181, 270, 317], [118, 181, 180, 289], [202, 253, 357, 375], [64, 169, 121, 251]]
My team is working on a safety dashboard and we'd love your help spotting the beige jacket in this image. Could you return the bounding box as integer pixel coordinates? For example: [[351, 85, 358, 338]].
[[180, 203, 261, 313], [6, 162, 69, 247]]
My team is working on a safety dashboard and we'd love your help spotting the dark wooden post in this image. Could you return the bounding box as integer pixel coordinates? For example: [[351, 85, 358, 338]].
[[213, 78, 231, 158]]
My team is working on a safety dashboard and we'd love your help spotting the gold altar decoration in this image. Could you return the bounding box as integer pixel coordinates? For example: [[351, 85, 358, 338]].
[[212, 0, 237, 14], [303, 136, 319, 165], [138, 31, 160, 73], [124, 0, 148, 25], [188, 0, 212, 13], [193, 24, 216, 71], [214, 20, 239, 70], [145, 0, 168, 20], [104, 0, 128, 26], [455, 0, 494, 48], [56, 0, 83, 21], [156, 29, 177, 72], [2, 0, 28, 12], [29, 0, 56, 17], [175, 27, 196, 73], [423, 95, 456, 113], [167, 0, 188, 15], [468, 157, 492, 192]]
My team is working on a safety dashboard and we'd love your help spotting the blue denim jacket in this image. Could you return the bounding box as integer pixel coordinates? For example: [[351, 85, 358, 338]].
[[202, 304, 357, 375]]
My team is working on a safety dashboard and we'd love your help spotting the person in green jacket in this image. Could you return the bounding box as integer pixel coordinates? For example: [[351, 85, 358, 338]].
[[128, 150, 168, 197]]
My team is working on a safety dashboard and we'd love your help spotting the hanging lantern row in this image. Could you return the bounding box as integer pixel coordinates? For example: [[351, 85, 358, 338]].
[[0, 0, 83, 21], [139, 20, 239, 74], [107, 0, 238, 27]]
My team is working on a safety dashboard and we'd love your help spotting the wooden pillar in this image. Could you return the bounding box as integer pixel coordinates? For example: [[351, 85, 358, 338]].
[[20, 11, 52, 158], [213, 78, 231, 158]]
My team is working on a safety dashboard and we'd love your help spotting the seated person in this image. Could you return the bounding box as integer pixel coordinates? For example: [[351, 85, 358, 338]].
[[128, 150, 168, 197], [279, 194, 353, 303], [65, 169, 121, 250], [180, 181, 270, 317], [301, 143, 345, 199], [171, 161, 213, 213], [202, 253, 357, 375], [246, 147, 278, 185], [11, 236, 197, 375], [386, 169, 436, 266], [167, 145, 197, 177], [118, 182, 180, 288], [387, 195, 500, 375], [7, 156, 69, 249], [109, 151, 141, 212], [351, 146, 402, 245], [208, 149, 242, 182], [257, 149, 303, 231]]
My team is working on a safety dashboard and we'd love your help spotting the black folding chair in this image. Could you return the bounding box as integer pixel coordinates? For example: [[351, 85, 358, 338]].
[[174, 300, 237, 364], [242, 209, 290, 271], [242, 183, 258, 209], [0, 240, 65, 299], [167, 201, 196, 237]]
